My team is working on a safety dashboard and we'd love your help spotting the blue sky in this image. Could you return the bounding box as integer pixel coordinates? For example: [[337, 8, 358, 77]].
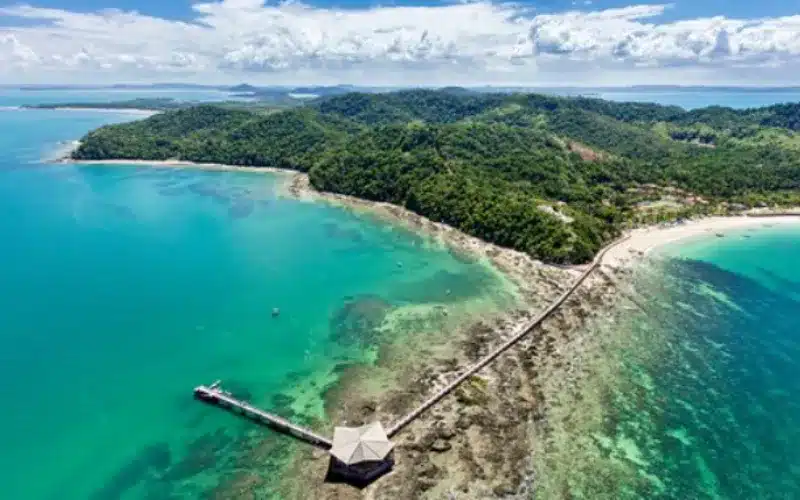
[[0, 0, 799, 85], [8, 0, 800, 21]]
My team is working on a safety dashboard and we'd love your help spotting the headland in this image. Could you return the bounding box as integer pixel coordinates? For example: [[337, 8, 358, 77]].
[[61, 151, 800, 498]]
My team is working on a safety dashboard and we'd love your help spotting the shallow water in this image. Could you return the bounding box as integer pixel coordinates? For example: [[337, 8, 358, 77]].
[[0, 88, 238, 107], [535, 224, 800, 499], [0, 97, 517, 498]]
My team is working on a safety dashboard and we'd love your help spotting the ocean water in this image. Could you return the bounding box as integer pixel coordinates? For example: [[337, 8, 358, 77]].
[[0, 88, 239, 107], [4, 86, 799, 111], [0, 99, 517, 498], [538, 88, 800, 110], [593, 89, 800, 110], [535, 224, 800, 499], [7, 88, 800, 500]]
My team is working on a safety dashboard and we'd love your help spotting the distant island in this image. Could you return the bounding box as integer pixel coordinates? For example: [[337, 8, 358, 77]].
[[15, 83, 232, 91], [70, 89, 800, 264], [24, 98, 189, 111], [12, 82, 800, 93], [24, 97, 293, 113]]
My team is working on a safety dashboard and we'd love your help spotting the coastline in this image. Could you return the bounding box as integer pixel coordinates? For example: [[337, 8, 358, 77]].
[[59, 156, 593, 497], [61, 157, 580, 283], [62, 157, 800, 267], [271, 188, 800, 497], [25, 106, 160, 116], [56, 155, 800, 497], [603, 215, 800, 269], [63, 158, 292, 175]]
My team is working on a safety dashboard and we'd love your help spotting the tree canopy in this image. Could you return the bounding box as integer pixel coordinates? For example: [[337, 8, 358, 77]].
[[72, 89, 800, 264]]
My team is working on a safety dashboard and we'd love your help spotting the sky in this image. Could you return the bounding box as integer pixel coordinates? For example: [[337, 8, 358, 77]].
[[0, 0, 799, 86]]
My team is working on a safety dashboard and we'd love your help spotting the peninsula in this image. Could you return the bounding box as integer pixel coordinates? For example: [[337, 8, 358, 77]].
[[23, 97, 291, 113], [59, 89, 800, 497], [70, 88, 800, 265], [24, 97, 188, 112]]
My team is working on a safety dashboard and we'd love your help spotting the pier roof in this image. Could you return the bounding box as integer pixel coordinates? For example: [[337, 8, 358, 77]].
[[330, 422, 393, 465]]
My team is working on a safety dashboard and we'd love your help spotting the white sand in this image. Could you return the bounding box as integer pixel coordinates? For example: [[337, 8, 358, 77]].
[[602, 215, 800, 269], [63, 158, 293, 176], [42, 107, 159, 116]]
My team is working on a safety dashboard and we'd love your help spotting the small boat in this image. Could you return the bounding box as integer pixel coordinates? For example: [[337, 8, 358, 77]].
[[272, 307, 280, 317], [715, 233, 725, 238]]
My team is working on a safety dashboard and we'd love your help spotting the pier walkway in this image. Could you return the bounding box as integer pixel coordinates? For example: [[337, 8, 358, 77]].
[[194, 383, 332, 449], [385, 235, 629, 437], [193, 235, 628, 450]]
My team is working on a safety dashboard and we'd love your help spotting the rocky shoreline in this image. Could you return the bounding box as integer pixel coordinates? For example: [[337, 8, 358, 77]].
[[59, 157, 638, 498], [55, 156, 800, 498], [274, 184, 800, 499], [270, 172, 637, 499], [275, 260, 630, 499]]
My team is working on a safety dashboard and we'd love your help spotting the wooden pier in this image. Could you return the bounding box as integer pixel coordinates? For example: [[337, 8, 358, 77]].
[[385, 235, 629, 437], [193, 235, 629, 452], [194, 383, 332, 450]]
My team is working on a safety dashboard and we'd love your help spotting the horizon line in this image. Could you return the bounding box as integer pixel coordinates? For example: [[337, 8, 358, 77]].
[[4, 83, 800, 90]]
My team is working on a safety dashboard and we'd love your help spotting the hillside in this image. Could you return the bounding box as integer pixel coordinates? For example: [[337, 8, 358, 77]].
[[71, 89, 800, 264]]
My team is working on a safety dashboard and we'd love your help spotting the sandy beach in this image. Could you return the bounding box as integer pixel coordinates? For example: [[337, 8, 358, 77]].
[[603, 215, 800, 270], [65, 158, 288, 174], [29, 106, 159, 116], [63, 159, 305, 181]]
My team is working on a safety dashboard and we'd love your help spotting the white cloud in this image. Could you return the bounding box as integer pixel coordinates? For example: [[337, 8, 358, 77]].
[[0, 33, 40, 66], [0, 1, 798, 85]]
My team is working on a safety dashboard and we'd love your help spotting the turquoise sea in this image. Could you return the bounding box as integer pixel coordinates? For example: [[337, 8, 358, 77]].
[[535, 224, 800, 498], [0, 96, 516, 498], [0, 88, 239, 107], [3, 89, 800, 499]]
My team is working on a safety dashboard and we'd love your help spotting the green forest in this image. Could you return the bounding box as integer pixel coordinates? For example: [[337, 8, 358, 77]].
[[71, 89, 800, 264]]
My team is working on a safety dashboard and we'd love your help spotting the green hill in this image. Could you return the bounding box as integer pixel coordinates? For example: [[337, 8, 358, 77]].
[[71, 89, 800, 264]]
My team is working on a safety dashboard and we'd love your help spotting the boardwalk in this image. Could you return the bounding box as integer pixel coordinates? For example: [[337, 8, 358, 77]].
[[194, 235, 629, 450], [194, 384, 332, 449], [385, 235, 629, 437]]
